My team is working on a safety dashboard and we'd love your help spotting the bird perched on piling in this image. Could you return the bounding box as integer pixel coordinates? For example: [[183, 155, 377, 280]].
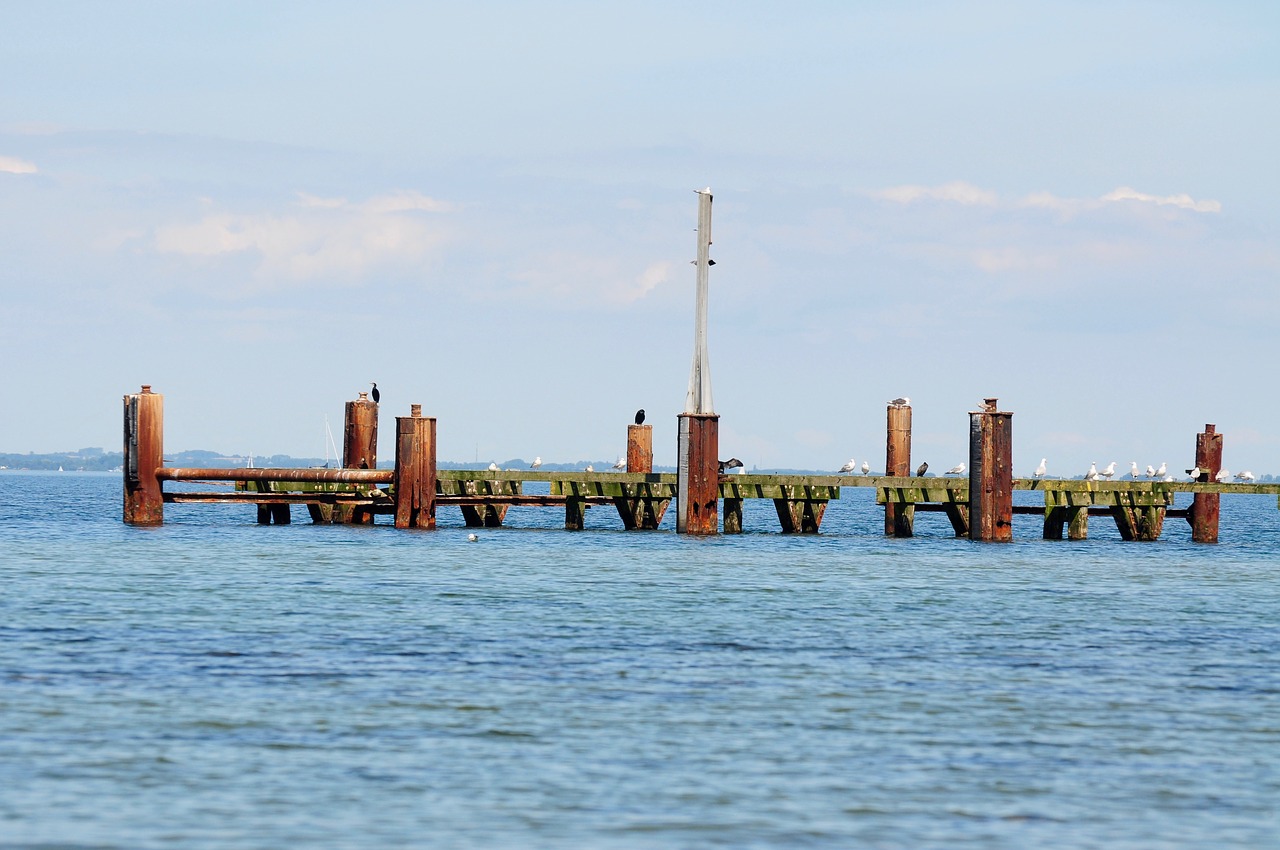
[[1236, 470, 1255, 482], [945, 462, 965, 476], [530, 456, 542, 469], [838, 458, 857, 474], [1155, 462, 1167, 479], [370, 382, 380, 404], [719, 457, 743, 474], [487, 462, 500, 472], [1215, 468, 1231, 482], [1085, 462, 1098, 481], [861, 461, 871, 475], [612, 456, 626, 470], [585, 464, 594, 472], [1145, 464, 1156, 479], [1034, 458, 1047, 478], [1100, 462, 1117, 480], [1129, 462, 1140, 479], [1187, 466, 1201, 481], [916, 461, 928, 477], [634, 409, 645, 425], [889, 396, 910, 406]]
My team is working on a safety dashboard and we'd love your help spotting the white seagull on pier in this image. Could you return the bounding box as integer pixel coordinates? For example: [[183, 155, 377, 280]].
[[530, 456, 542, 469], [1085, 462, 1098, 481], [861, 460, 871, 475], [613, 456, 626, 470], [488, 462, 500, 472], [1145, 464, 1156, 479], [1100, 462, 1117, 480], [838, 458, 857, 474], [1129, 462, 1140, 479], [1236, 470, 1255, 482], [1214, 468, 1230, 482], [1155, 462, 1167, 478], [945, 462, 965, 476], [1033, 458, 1047, 478], [1188, 466, 1201, 481]]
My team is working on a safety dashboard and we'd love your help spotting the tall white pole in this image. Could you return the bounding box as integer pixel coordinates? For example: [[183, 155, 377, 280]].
[[685, 187, 714, 415]]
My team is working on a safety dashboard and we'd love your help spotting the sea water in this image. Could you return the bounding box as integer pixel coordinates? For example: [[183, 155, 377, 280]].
[[1, 472, 1277, 848]]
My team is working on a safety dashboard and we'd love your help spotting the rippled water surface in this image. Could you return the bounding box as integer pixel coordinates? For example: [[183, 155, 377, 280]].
[[2, 472, 1278, 848]]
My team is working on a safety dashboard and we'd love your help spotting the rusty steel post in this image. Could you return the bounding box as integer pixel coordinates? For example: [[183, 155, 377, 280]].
[[123, 385, 164, 525], [627, 424, 653, 473], [885, 402, 914, 537], [968, 399, 1013, 542], [338, 392, 379, 523], [344, 393, 379, 469], [1189, 423, 1223, 543], [394, 404, 436, 530], [676, 413, 719, 534]]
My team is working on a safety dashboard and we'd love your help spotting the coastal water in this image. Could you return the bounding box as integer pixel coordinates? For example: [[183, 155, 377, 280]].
[[2, 472, 1277, 848]]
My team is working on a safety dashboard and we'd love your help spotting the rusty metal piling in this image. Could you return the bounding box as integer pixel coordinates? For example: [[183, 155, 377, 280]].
[[123, 385, 164, 525], [676, 413, 720, 534], [968, 398, 1013, 542], [393, 404, 436, 529], [1189, 424, 1223, 543], [885, 402, 914, 537]]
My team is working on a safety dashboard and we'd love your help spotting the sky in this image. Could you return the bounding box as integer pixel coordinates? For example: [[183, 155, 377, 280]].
[[2, 1, 1277, 475]]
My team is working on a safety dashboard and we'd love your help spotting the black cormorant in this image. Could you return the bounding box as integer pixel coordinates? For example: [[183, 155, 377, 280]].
[[371, 382, 380, 404], [916, 461, 928, 477], [634, 408, 645, 425]]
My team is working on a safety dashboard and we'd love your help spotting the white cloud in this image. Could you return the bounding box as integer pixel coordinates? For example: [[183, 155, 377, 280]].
[[0, 155, 37, 174], [872, 181, 997, 205], [506, 255, 672, 305], [1100, 186, 1221, 213], [153, 190, 453, 285]]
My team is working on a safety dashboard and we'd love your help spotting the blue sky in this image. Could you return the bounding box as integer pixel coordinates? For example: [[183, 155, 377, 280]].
[[2, 2, 1277, 475]]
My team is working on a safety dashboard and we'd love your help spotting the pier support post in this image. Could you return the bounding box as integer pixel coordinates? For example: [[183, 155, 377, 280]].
[[123, 385, 164, 525], [676, 413, 719, 534], [1189, 423, 1222, 543], [338, 392, 379, 524], [394, 405, 436, 530], [968, 398, 1013, 542], [614, 423, 671, 530], [885, 402, 915, 537]]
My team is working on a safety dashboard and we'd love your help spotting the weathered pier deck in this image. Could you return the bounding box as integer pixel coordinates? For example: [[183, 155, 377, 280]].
[[125, 386, 1276, 543]]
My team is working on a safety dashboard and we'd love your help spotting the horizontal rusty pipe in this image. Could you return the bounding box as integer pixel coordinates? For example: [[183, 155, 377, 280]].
[[156, 467, 393, 484]]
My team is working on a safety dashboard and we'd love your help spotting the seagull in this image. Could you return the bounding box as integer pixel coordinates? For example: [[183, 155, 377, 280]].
[[634, 409, 646, 425], [719, 457, 743, 474], [861, 460, 871, 475], [1188, 466, 1201, 481], [838, 458, 857, 474], [1236, 470, 1255, 482], [889, 396, 910, 406], [916, 461, 928, 477], [530, 456, 542, 469], [1215, 468, 1231, 483], [1145, 464, 1156, 479], [487, 462, 500, 472], [585, 464, 594, 472], [1100, 462, 1117, 480], [612, 456, 626, 470], [1129, 462, 1140, 479], [1155, 462, 1167, 478], [467, 533, 479, 542], [945, 462, 965, 476], [370, 382, 380, 404], [1033, 458, 1047, 478], [1085, 462, 1098, 481]]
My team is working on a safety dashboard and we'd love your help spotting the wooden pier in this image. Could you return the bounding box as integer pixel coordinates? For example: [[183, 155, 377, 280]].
[[124, 386, 1279, 543]]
